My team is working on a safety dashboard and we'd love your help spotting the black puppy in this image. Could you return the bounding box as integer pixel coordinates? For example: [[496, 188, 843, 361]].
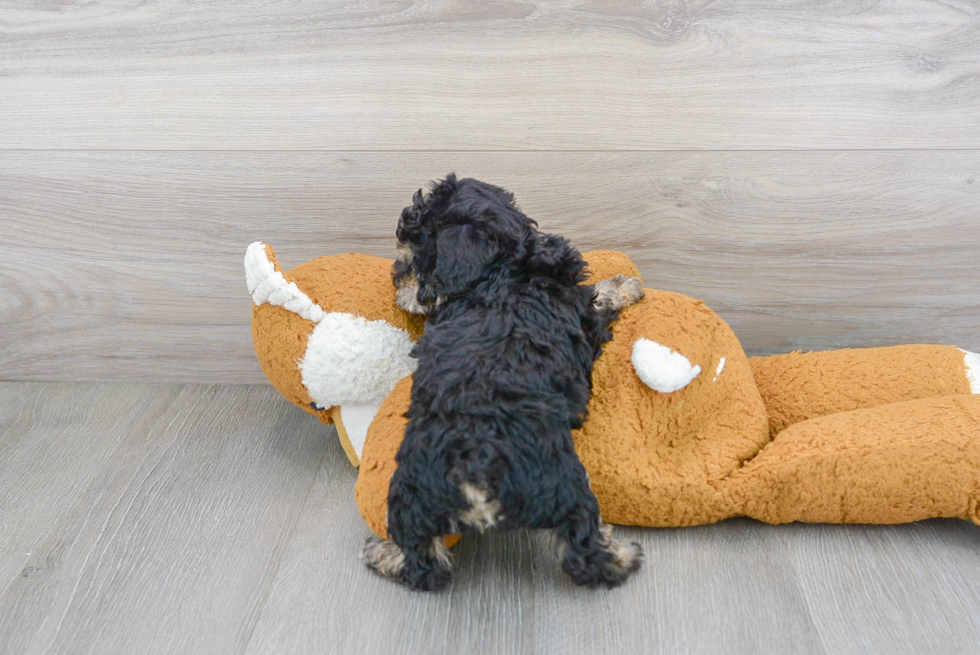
[[363, 175, 644, 591]]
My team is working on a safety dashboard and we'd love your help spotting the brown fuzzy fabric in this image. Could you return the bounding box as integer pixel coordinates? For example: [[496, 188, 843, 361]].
[[731, 394, 980, 524], [355, 288, 771, 532], [572, 290, 770, 527], [250, 246, 425, 426], [749, 345, 972, 436], [354, 375, 411, 540], [580, 250, 643, 286], [250, 245, 980, 539]]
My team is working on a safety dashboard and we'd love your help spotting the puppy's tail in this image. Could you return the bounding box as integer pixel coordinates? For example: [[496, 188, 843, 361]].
[[244, 241, 327, 322]]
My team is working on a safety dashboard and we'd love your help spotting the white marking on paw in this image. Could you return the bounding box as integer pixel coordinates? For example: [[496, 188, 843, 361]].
[[631, 339, 702, 393], [244, 242, 327, 323], [959, 349, 980, 394], [713, 357, 726, 382], [339, 403, 383, 459]]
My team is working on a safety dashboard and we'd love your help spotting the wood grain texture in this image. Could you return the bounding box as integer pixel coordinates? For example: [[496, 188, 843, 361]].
[[5, 381, 979, 655], [0, 382, 325, 655], [2, 150, 978, 382], [1, 0, 979, 150], [246, 432, 824, 655], [788, 520, 980, 654], [0, 383, 176, 596]]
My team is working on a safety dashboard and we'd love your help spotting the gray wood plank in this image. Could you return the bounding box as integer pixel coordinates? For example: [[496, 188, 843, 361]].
[[245, 433, 822, 655], [787, 520, 980, 654], [0, 383, 178, 596], [0, 382, 325, 655], [2, 150, 978, 383], [1, 0, 978, 150], [3, 382, 980, 654]]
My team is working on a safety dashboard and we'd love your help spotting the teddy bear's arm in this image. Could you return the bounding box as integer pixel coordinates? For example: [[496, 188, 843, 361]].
[[749, 345, 979, 436]]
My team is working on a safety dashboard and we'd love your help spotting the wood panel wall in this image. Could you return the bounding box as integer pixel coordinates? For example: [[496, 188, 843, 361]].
[[1, 0, 978, 382]]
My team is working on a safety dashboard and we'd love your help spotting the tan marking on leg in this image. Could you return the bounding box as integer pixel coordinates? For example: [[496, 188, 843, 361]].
[[428, 537, 454, 570], [598, 523, 643, 575], [362, 535, 406, 578], [458, 483, 503, 533], [547, 528, 569, 562]]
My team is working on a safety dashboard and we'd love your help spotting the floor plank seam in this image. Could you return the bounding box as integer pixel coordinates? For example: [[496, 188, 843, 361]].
[[237, 431, 328, 655], [777, 530, 830, 655]]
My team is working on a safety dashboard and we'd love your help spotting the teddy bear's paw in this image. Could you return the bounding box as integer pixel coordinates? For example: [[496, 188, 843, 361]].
[[593, 274, 645, 311]]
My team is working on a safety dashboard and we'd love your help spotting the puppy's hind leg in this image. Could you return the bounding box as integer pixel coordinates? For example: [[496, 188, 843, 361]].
[[553, 509, 643, 589], [550, 473, 643, 588], [362, 534, 454, 592], [362, 475, 455, 591]]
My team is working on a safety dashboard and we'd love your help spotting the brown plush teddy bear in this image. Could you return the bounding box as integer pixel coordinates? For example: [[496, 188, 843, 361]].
[[246, 243, 980, 543]]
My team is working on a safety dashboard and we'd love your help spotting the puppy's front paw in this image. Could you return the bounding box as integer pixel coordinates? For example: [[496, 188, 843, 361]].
[[593, 275, 645, 311]]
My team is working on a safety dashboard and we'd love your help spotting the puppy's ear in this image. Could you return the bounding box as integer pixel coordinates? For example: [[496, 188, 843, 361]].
[[526, 234, 587, 285], [432, 223, 499, 297]]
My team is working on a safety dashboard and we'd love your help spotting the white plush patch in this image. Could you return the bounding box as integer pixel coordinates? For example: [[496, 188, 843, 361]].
[[301, 312, 417, 407], [959, 349, 980, 394], [714, 357, 726, 382], [339, 403, 382, 459], [631, 339, 702, 393], [244, 241, 327, 323]]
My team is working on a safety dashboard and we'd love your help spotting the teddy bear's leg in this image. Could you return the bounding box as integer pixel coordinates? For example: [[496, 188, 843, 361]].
[[727, 395, 980, 525], [548, 463, 643, 588], [749, 345, 978, 436]]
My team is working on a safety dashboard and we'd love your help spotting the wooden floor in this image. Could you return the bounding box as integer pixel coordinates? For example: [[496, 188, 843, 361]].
[[1, 381, 978, 655]]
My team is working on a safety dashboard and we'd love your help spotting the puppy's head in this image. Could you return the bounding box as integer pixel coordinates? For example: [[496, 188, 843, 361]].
[[393, 174, 538, 310]]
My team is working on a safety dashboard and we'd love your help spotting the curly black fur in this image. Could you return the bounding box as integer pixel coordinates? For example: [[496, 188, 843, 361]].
[[363, 174, 643, 591]]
